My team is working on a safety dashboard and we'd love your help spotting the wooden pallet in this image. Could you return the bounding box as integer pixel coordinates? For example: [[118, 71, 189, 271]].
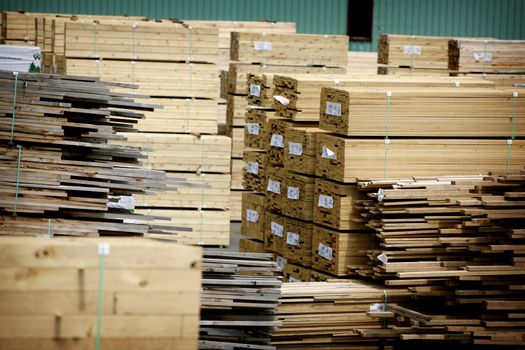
[[112, 133, 231, 173], [65, 58, 219, 99], [316, 134, 525, 183], [319, 86, 524, 137], [313, 178, 367, 230], [284, 126, 326, 176], [282, 172, 316, 221], [242, 151, 268, 192], [134, 173, 230, 209], [241, 192, 266, 240], [231, 32, 349, 67], [0, 236, 201, 349]]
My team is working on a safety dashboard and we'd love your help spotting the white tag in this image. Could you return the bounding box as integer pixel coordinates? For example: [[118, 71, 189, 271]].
[[273, 95, 290, 106], [288, 276, 301, 283], [318, 194, 334, 209], [403, 45, 422, 55], [507, 139, 513, 145], [473, 52, 492, 62], [377, 188, 385, 202], [370, 303, 386, 312], [267, 179, 281, 194], [98, 243, 111, 256], [246, 122, 260, 135], [276, 256, 287, 268], [321, 146, 337, 160], [271, 221, 283, 237], [246, 209, 259, 223], [513, 91, 519, 98], [245, 161, 259, 175], [325, 102, 342, 116], [270, 134, 284, 148], [288, 142, 303, 156], [286, 231, 300, 246], [287, 186, 300, 200], [249, 83, 261, 97], [108, 195, 135, 210], [377, 252, 388, 264], [254, 41, 272, 51], [318, 243, 333, 260]]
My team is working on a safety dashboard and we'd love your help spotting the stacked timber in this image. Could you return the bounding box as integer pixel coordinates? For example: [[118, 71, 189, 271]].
[[63, 21, 233, 246], [200, 251, 281, 350], [0, 236, 203, 350], [0, 70, 191, 238], [227, 30, 347, 221], [354, 173, 525, 347], [273, 281, 409, 349], [347, 51, 379, 75]]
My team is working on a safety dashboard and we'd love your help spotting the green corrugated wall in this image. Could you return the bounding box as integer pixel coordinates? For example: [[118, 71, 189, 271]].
[[1, 0, 524, 51]]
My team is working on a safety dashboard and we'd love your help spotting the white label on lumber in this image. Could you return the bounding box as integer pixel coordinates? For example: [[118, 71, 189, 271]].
[[403, 45, 422, 55], [473, 52, 492, 62], [267, 179, 281, 194], [370, 303, 386, 312], [318, 194, 334, 209], [321, 146, 337, 160], [246, 122, 260, 135], [245, 161, 259, 175], [249, 83, 261, 97], [108, 195, 135, 210], [287, 186, 300, 200], [98, 243, 111, 256], [377, 252, 388, 264], [273, 95, 290, 106], [377, 188, 385, 202], [270, 134, 284, 148], [254, 41, 272, 51], [288, 276, 301, 283], [245, 209, 259, 223], [325, 101, 342, 116], [288, 142, 303, 156], [318, 243, 333, 260], [271, 221, 284, 237], [286, 231, 300, 246], [276, 256, 287, 268]]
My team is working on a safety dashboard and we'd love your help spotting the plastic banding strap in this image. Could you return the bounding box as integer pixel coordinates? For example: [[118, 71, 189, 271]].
[[186, 26, 193, 132], [383, 290, 388, 328], [131, 23, 136, 94], [384, 91, 392, 178], [483, 40, 488, 77], [95, 252, 107, 350], [506, 92, 518, 174], [199, 137, 205, 245], [410, 35, 415, 73], [47, 219, 52, 237], [12, 145, 22, 216], [9, 72, 19, 145]]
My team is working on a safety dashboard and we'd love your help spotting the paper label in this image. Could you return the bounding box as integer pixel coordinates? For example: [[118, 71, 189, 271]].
[[318, 194, 334, 209], [245, 209, 259, 223], [370, 303, 386, 312], [377, 252, 388, 263], [273, 95, 290, 106], [245, 161, 259, 175], [108, 195, 135, 210], [321, 146, 337, 160], [246, 122, 260, 135], [287, 186, 300, 200], [325, 101, 342, 116], [286, 231, 300, 246], [249, 83, 261, 97], [270, 134, 284, 148], [403, 45, 422, 55], [288, 276, 301, 283], [318, 243, 333, 260], [288, 142, 303, 156], [98, 243, 111, 256], [271, 221, 284, 237], [276, 256, 287, 268], [377, 188, 385, 202], [254, 41, 272, 51], [473, 52, 492, 62], [267, 179, 281, 194]]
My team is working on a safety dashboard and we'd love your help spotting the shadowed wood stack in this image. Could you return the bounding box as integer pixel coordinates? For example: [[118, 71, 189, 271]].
[[0, 236, 202, 349]]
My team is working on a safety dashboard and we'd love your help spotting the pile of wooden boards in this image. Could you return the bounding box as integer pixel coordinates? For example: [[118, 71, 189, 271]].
[[200, 251, 282, 350], [352, 172, 525, 346], [0, 70, 197, 238], [0, 236, 202, 349], [61, 19, 235, 246], [225, 30, 348, 221], [273, 281, 409, 349], [378, 33, 525, 87]]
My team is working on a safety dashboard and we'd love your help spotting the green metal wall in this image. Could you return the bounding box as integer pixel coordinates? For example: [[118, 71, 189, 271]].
[[1, 0, 524, 51]]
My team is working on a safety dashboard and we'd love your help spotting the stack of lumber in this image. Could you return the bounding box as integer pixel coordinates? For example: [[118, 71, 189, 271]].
[[0, 70, 192, 238], [0, 236, 202, 349], [226, 31, 348, 221], [200, 251, 282, 350], [353, 173, 525, 346], [274, 74, 494, 121], [273, 281, 409, 349], [347, 51, 379, 75], [63, 20, 234, 245]]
